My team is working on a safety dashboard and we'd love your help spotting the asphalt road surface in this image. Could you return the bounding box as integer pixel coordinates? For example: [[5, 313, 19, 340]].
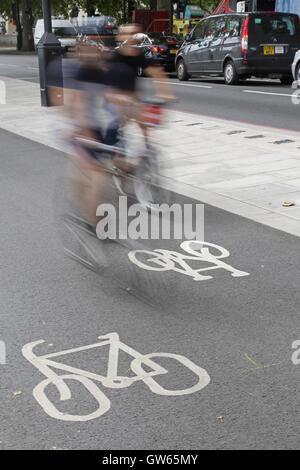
[[1, 128, 300, 450], [0, 53, 299, 132]]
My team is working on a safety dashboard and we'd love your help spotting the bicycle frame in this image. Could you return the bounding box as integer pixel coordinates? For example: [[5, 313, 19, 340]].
[[22, 332, 210, 422]]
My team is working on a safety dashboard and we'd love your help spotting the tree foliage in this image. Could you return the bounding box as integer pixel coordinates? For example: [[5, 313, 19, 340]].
[[0, 1, 221, 19], [0, 0, 221, 50], [196, 0, 220, 13]]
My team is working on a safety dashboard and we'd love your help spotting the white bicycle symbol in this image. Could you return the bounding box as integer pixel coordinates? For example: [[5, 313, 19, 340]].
[[22, 332, 210, 422], [128, 240, 249, 281]]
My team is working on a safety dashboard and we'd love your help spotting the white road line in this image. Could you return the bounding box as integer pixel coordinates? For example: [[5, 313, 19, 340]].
[[243, 89, 294, 97], [152, 79, 213, 89]]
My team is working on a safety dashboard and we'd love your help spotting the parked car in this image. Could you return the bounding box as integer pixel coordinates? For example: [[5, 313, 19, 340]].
[[175, 12, 299, 85], [34, 19, 77, 51], [292, 49, 300, 86], [119, 32, 183, 75], [74, 23, 117, 50]]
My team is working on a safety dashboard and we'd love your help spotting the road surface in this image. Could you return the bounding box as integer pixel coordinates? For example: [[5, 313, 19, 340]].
[[0, 53, 299, 131], [1, 129, 300, 449]]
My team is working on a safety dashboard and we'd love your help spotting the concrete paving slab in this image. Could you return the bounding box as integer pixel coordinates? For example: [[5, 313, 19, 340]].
[[1, 75, 300, 237]]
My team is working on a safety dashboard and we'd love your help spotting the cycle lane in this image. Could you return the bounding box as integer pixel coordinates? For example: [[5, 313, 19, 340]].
[[1, 129, 300, 449]]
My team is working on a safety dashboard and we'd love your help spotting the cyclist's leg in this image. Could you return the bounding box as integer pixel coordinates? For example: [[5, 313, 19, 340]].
[[68, 136, 107, 229], [124, 100, 150, 150], [85, 165, 107, 228], [67, 145, 94, 219], [111, 101, 144, 173]]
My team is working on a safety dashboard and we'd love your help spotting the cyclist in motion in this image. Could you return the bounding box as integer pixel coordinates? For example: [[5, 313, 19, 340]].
[[55, 23, 175, 232]]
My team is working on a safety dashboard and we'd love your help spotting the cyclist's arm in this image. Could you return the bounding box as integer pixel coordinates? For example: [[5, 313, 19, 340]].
[[143, 65, 175, 101], [57, 86, 99, 142], [105, 89, 136, 107]]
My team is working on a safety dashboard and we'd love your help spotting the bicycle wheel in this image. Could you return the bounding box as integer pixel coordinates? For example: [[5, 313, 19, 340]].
[[133, 149, 157, 211], [53, 177, 106, 272], [33, 374, 111, 422], [130, 352, 210, 396], [134, 144, 172, 212]]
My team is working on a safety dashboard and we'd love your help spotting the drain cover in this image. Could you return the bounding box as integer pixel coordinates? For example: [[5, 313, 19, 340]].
[[227, 130, 246, 135], [272, 139, 294, 145], [245, 135, 265, 139]]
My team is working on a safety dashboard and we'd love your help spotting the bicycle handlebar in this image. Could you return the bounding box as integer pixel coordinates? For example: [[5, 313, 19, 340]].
[[141, 97, 178, 107], [141, 98, 166, 107], [75, 137, 120, 154]]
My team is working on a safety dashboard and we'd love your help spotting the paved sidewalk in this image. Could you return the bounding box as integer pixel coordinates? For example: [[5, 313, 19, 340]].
[[0, 47, 36, 55], [1, 75, 300, 237]]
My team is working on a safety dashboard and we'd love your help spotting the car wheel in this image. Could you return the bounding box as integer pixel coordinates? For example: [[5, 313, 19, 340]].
[[296, 63, 300, 84], [176, 59, 189, 81], [224, 60, 239, 85], [280, 75, 293, 85]]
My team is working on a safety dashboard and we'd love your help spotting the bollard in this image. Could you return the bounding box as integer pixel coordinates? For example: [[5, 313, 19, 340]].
[[37, 32, 64, 107]]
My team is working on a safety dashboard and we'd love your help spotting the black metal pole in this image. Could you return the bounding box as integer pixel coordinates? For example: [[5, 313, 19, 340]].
[[169, 1, 173, 34], [16, 0, 22, 51], [37, 0, 63, 107], [123, 0, 127, 23], [42, 0, 52, 33]]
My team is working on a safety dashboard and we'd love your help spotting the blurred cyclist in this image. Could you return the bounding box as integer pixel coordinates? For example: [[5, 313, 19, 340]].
[[51, 25, 175, 230], [102, 23, 175, 174], [59, 42, 111, 228], [110, 23, 174, 101], [106, 24, 174, 124]]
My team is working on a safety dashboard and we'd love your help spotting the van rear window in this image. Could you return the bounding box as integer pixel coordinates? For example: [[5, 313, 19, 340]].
[[251, 14, 297, 38]]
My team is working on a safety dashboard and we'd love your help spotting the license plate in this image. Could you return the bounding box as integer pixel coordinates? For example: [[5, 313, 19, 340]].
[[264, 46, 274, 55], [275, 46, 284, 54], [170, 49, 177, 54]]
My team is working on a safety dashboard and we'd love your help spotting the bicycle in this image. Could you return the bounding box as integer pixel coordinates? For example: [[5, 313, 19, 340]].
[[22, 332, 210, 422], [54, 99, 171, 305]]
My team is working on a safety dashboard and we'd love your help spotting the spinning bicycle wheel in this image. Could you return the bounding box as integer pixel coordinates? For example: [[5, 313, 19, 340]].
[[53, 177, 107, 272], [133, 143, 171, 212]]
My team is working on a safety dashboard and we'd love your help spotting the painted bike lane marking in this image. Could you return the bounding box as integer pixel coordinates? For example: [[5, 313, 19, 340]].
[[22, 332, 210, 422], [128, 240, 249, 281]]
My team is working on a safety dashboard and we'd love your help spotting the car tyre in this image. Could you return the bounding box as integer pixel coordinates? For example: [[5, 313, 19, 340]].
[[224, 60, 239, 85], [176, 59, 189, 81], [296, 63, 300, 84]]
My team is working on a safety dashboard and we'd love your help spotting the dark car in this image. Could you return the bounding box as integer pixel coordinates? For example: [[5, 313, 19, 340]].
[[125, 32, 183, 74], [74, 17, 117, 50], [175, 12, 299, 85]]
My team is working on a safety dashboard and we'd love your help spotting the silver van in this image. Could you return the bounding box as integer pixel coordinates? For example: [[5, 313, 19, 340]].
[[34, 19, 77, 51]]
